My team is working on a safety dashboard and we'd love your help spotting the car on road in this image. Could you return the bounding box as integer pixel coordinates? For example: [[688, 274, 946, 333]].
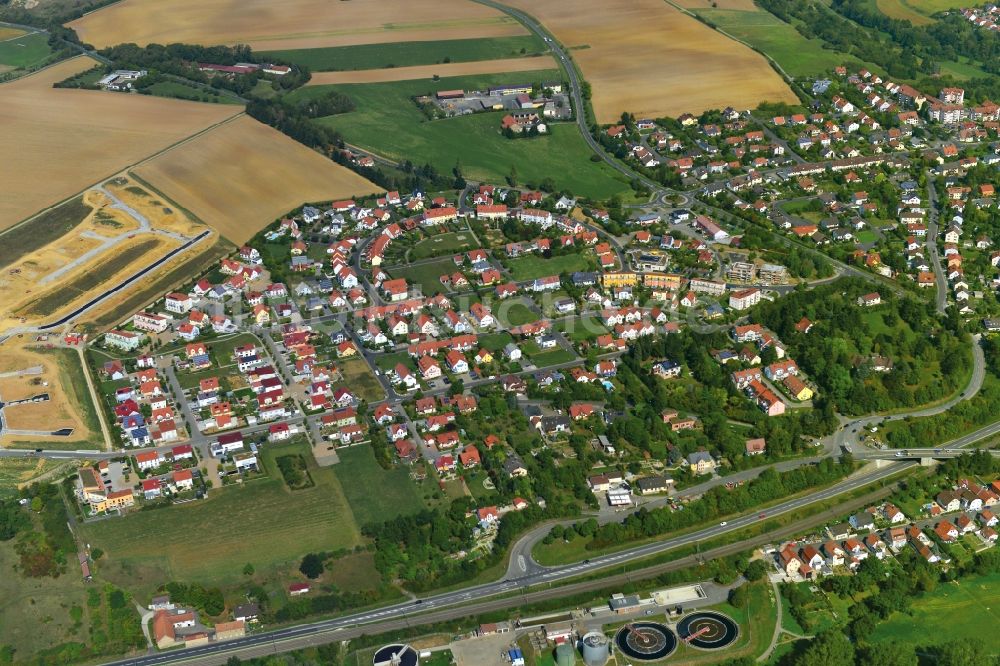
[[935, 449, 942, 453], [719, 521, 728, 527], [895, 451, 903, 457], [414, 599, 422, 605], [758, 513, 766, 520]]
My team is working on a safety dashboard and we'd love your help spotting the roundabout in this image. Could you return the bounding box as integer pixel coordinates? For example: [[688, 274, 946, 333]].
[[613, 622, 677, 662], [677, 611, 739, 650]]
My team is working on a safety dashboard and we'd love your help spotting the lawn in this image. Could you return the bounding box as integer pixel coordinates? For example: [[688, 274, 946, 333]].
[[529, 348, 576, 367], [81, 442, 363, 592], [207, 332, 261, 367], [261, 35, 545, 71], [478, 332, 515, 353], [410, 231, 479, 260], [694, 8, 870, 78], [554, 314, 608, 342], [855, 230, 878, 244], [375, 352, 416, 373], [507, 253, 591, 280], [872, 572, 1000, 650], [499, 301, 539, 327], [334, 446, 424, 529], [394, 257, 461, 295], [292, 73, 631, 201], [0, 32, 52, 69]]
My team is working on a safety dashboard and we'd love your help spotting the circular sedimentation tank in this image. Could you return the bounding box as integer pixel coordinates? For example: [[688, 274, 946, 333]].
[[677, 611, 740, 650], [372, 643, 419, 666], [581, 630, 611, 666], [614, 622, 677, 662]]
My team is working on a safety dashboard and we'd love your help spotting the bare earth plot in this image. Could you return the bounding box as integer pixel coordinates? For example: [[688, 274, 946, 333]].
[[503, 0, 797, 122], [307, 55, 559, 85], [0, 177, 214, 331], [0, 56, 238, 229], [70, 0, 527, 50], [133, 115, 381, 244]]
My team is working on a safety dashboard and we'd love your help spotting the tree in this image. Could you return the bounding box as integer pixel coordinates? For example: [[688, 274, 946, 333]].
[[299, 553, 325, 579], [743, 559, 769, 582], [856, 642, 917, 666], [243, 563, 255, 577], [932, 638, 992, 666], [792, 629, 855, 666], [728, 585, 749, 608], [30, 496, 43, 513]]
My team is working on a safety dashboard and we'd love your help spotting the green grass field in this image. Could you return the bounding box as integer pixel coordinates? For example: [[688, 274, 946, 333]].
[[507, 253, 591, 280], [145, 80, 242, 105], [0, 32, 52, 69], [393, 257, 457, 296], [875, 0, 968, 24], [0, 458, 61, 495], [0, 195, 92, 270], [529, 348, 575, 367], [333, 358, 383, 403], [499, 302, 539, 327], [694, 8, 858, 78], [334, 446, 424, 529], [0, 538, 91, 659], [292, 73, 630, 201], [81, 443, 363, 593], [872, 572, 1000, 649], [410, 231, 479, 260], [554, 315, 608, 342], [478, 332, 515, 353], [261, 35, 545, 71]]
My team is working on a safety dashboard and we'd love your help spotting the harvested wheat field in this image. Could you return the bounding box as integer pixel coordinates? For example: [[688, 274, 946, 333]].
[[71, 0, 526, 51], [0, 27, 25, 41], [674, 0, 757, 9], [0, 56, 239, 229], [0, 342, 96, 446], [134, 115, 381, 244], [504, 0, 796, 122], [307, 55, 559, 85]]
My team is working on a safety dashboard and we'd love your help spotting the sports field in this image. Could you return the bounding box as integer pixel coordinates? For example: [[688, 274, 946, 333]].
[[299, 72, 630, 200], [0, 31, 51, 70], [307, 55, 559, 85], [503, 0, 796, 122], [875, 0, 969, 24], [0, 56, 238, 229], [70, 0, 527, 50], [872, 572, 1000, 649], [80, 445, 364, 590], [133, 115, 380, 244], [261, 35, 545, 72]]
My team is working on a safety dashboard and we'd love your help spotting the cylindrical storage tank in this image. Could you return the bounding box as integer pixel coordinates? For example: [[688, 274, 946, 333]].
[[373, 644, 420, 666], [555, 642, 576, 666], [581, 631, 611, 666]]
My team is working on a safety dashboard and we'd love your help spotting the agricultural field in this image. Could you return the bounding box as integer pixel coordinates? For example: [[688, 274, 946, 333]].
[[502, 0, 797, 122], [70, 0, 527, 51], [306, 55, 559, 85], [0, 56, 238, 229], [80, 445, 364, 595], [691, 7, 859, 78], [0, 343, 102, 450], [133, 115, 380, 244], [0, 31, 52, 72], [299, 72, 631, 200], [261, 35, 545, 72], [875, 0, 970, 25]]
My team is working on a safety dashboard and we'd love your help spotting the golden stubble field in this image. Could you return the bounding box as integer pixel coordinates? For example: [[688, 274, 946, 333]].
[[504, 0, 797, 122], [134, 115, 381, 244], [307, 55, 559, 85], [0, 56, 239, 229], [70, 0, 527, 50]]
